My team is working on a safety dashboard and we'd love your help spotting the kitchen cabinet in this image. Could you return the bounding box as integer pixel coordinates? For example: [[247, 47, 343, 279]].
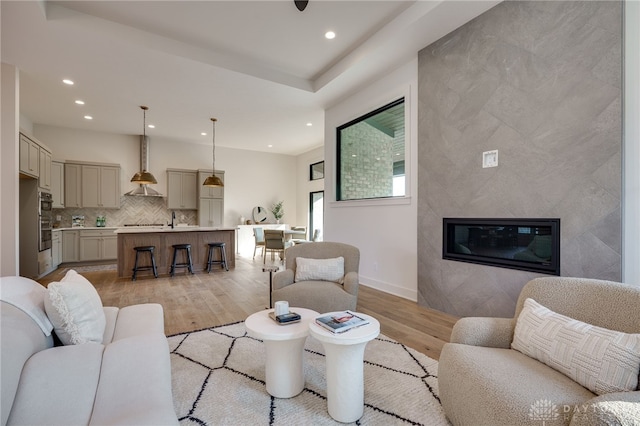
[[62, 230, 79, 263], [51, 161, 65, 208], [199, 198, 224, 227], [19, 134, 40, 178], [81, 164, 120, 208], [167, 169, 197, 210], [38, 147, 52, 190], [64, 163, 82, 208], [64, 162, 120, 208], [52, 230, 62, 268], [198, 170, 224, 199], [197, 170, 224, 227], [79, 229, 117, 261]]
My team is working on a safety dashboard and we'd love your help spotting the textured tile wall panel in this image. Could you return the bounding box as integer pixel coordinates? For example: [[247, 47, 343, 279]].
[[417, 0, 622, 317]]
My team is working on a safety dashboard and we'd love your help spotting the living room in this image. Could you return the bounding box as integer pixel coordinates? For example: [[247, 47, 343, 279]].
[[2, 1, 639, 425]]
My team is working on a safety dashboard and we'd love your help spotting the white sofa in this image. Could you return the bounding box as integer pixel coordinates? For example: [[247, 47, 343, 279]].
[[1, 275, 178, 426]]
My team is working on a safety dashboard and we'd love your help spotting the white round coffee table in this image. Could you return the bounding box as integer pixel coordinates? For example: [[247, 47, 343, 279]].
[[245, 307, 319, 398], [308, 312, 380, 423]]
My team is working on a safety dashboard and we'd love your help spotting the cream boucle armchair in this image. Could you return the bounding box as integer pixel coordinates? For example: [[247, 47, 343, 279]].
[[438, 276, 640, 426], [271, 242, 359, 314]]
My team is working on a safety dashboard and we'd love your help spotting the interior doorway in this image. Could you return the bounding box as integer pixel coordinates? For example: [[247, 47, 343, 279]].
[[309, 191, 324, 241]]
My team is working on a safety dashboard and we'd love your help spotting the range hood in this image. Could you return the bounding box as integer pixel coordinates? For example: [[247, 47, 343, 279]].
[[125, 135, 163, 197]]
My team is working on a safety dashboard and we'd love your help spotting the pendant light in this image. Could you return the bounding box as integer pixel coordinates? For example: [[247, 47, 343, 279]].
[[203, 117, 224, 187], [130, 105, 157, 185]]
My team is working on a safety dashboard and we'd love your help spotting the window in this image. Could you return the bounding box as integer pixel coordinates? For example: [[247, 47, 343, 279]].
[[336, 98, 405, 201], [310, 161, 324, 180]]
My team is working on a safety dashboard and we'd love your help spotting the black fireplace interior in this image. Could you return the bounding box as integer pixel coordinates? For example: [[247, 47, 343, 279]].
[[443, 218, 560, 275]]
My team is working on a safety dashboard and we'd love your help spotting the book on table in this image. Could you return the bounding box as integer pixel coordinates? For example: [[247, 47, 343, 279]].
[[315, 311, 369, 334]]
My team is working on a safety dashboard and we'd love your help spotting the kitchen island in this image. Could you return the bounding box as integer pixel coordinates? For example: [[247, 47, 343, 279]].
[[116, 226, 236, 278]]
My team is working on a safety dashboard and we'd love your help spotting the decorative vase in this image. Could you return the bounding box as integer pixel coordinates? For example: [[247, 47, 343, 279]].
[[276, 219, 280, 224]]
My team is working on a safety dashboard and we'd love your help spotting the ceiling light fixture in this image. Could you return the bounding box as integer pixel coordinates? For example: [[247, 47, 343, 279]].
[[63, 79, 74, 85], [203, 118, 224, 187], [75, 100, 85, 105], [84, 115, 93, 120], [294, 0, 308, 12], [147, 124, 155, 129], [130, 106, 158, 185], [306, 122, 313, 127], [201, 132, 207, 136], [325, 31, 336, 40]]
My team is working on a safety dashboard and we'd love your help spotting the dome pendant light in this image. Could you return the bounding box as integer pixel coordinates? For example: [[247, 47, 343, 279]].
[[203, 118, 224, 187], [130, 105, 158, 185]]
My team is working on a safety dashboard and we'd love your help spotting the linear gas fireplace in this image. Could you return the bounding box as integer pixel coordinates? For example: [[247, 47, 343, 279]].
[[443, 218, 560, 275]]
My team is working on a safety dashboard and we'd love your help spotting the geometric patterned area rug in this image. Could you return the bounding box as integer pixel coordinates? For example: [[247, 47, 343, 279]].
[[168, 321, 451, 425]]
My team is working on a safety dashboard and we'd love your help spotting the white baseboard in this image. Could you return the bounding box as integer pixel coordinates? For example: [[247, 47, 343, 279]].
[[359, 275, 417, 302]]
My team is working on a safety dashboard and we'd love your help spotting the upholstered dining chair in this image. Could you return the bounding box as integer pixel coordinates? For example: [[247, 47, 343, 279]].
[[253, 227, 265, 259], [263, 230, 292, 263], [291, 226, 308, 245], [271, 242, 359, 313]]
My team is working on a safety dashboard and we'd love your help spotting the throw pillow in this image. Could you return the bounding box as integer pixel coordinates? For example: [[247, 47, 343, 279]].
[[512, 298, 640, 395], [44, 270, 106, 345], [295, 257, 344, 283]]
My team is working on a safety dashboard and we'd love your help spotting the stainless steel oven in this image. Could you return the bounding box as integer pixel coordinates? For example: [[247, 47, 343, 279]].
[[39, 191, 52, 215], [38, 192, 53, 251]]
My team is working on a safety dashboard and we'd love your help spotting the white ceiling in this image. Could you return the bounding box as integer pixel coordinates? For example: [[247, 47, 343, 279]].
[[1, 0, 499, 155]]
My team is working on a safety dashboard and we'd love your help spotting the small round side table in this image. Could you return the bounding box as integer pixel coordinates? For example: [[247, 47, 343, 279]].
[[309, 312, 380, 423], [245, 307, 319, 398]]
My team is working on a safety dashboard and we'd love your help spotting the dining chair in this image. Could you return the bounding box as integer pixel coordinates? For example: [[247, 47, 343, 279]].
[[291, 226, 308, 244], [253, 227, 265, 259], [263, 230, 291, 263]]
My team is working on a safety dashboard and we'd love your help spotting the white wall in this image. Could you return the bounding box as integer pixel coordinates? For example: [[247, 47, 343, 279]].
[[295, 146, 324, 229], [324, 59, 418, 301], [1, 63, 20, 276], [33, 124, 297, 228]]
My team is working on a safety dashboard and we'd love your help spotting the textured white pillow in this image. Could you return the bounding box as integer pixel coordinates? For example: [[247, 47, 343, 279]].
[[512, 298, 640, 395], [44, 270, 106, 345], [295, 257, 345, 283]]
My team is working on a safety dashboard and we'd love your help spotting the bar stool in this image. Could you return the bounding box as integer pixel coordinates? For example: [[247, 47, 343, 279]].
[[170, 244, 194, 276], [206, 242, 229, 272], [132, 246, 158, 281]]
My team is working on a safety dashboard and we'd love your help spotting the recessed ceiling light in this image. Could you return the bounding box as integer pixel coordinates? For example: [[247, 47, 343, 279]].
[[306, 122, 313, 127], [325, 31, 336, 40], [268, 145, 273, 148], [147, 124, 155, 129], [75, 100, 85, 105], [63, 79, 74, 85], [84, 115, 93, 120], [351, 154, 357, 157], [201, 132, 207, 136]]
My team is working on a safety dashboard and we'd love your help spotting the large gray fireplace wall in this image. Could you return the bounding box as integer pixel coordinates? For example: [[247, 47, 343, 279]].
[[417, 1, 622, 318]]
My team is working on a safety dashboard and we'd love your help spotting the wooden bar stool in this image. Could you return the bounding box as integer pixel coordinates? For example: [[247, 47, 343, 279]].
[[132, 246, 158, 281], [206, 242, 228, 272], [170, 244, 194, 276]]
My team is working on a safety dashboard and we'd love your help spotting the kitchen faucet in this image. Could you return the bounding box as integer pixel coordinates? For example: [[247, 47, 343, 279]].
[[169, 211, 176, 229]]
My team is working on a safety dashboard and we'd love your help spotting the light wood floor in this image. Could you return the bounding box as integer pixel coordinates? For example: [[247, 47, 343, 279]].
[[39, 254, 458, 360]]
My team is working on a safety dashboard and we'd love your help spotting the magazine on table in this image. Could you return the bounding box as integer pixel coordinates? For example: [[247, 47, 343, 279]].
[[315, 311, 369, 334]]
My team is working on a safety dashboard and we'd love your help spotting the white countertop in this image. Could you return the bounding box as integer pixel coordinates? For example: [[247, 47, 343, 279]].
[[115, 226, 236, 234], [53, 226, 235, 234]]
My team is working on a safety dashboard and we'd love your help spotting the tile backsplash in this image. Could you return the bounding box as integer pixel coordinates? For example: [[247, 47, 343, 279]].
[[53, 196, 197, 228]]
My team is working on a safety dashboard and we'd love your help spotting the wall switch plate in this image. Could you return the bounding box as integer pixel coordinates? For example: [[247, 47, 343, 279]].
[[482, 150, 498, 168]]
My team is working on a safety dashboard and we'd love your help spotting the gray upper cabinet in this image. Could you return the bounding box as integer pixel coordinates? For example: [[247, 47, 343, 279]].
[[167, 169, 197, 210], [19, 134, 40, 178], [51, 161, 65, 208], [64, 162, 120, 208]]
